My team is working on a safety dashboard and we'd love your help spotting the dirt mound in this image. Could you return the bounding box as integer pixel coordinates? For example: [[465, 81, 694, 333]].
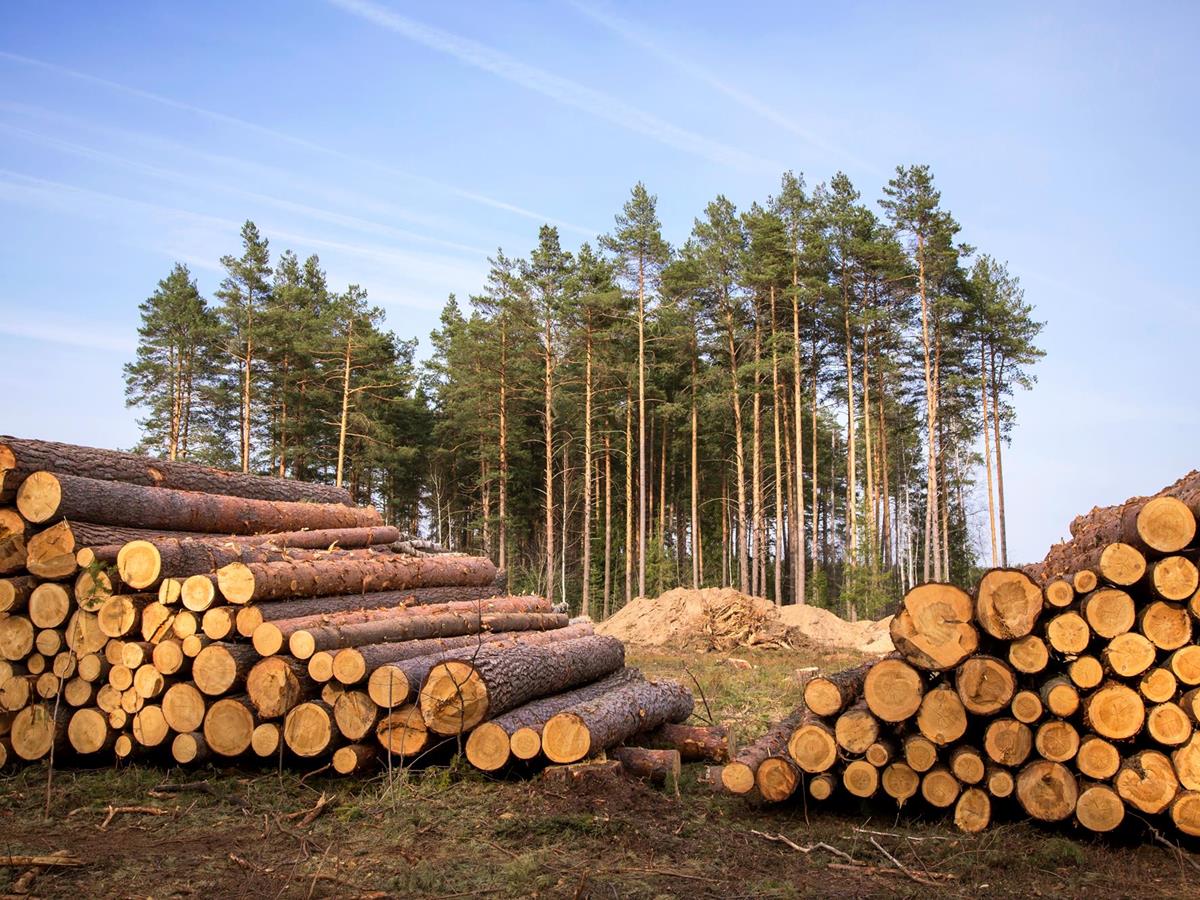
[[598, 587, 892, 654]]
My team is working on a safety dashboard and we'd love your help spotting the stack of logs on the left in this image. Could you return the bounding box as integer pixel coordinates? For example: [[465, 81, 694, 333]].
[[720, 477, 1200, 840], [0, 437, 697, 779]]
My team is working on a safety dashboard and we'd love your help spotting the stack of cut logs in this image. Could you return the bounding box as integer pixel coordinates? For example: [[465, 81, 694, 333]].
[[0, 437, 694, 778], [723, 475, 1200, 839]]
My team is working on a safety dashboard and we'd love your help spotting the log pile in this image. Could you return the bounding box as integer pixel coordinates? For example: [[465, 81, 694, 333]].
[[722, 478, 1200, 839], [0, 437, 694, 777]]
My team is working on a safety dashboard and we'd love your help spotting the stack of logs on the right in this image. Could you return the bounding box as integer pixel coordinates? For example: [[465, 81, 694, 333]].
[[723, 475, 1200, 838]]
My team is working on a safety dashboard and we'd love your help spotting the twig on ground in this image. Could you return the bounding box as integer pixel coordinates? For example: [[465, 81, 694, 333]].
[[828, 862, 955, 880], [284, 791, 334, 828], [849, 827, 955, 842], [750, 830, 855, 864], [0, 855, 84, 867], [870, 836, 942, 887], [99, 804, 170, 830], [682, 666, 715, 726]]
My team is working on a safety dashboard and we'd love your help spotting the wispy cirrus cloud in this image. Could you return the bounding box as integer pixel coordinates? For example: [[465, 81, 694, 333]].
[[567, 0, 882, 177], [0, 50, 595, 235], [0, 314, 136, 354], [326, 0, 780, 174]]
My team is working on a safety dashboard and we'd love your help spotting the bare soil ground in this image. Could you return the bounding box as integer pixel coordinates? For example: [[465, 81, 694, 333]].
[[1, 644, 1197, 899]]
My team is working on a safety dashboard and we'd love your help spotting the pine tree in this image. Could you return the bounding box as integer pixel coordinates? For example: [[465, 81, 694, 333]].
[[602, 184, 670, 600], [124, 263, 220, 461], [214, 220, 272, 473]]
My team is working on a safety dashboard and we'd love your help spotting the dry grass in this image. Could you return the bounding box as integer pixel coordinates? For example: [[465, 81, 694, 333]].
[[0, 644, 1196, 898]]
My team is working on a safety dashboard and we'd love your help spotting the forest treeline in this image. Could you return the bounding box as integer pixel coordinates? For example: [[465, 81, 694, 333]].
[[125, 165, 1043, 620]]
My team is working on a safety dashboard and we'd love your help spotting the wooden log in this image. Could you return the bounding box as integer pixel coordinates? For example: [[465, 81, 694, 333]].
[[842, 759, 879, 799], [25, 653, 45, 675], [152, 639, 185, 676], [954, 787, 991, 833], [201, 607, 235, 641], [158, 578, 183, 605], [246, 656, 317, 718], [332, 742, 376, 775], [921, 766, 961, 808], [17, 471, 381, 535], [540, 678, 694, 765], [785, 711, 839, 775], [809, 772, 837, 801], [120, 687, 145, 714], [0, 435, 356, 504], [984, 718, 1032, 767], [283, 701, 337, 757], [1010, 689, 1044, 724], [1080, 588, 1135, 639], [133, 664, 165, 700], [975, 568, 1043, 640], [171, 731, 209, 764], [35, 671, 60, 700], [1168, 645, 1200, 685], [1035, 719, 1080, 763], [833, 701, 879, 754], [25, 521, 76, 579], [0, 615, 34, 661], [1103, 632, 1157, 678], [29, 583, 70, 629], [1139, 601, 1192, 651], [10, 703, 68, 760], [1170, 791, 1200, 837], [180, 575, 217, 612], [1147, 701, 1193, 747], [139, 602, 174, 643], [1067, 655, 1104, 690], [881, 762, 920, 804], [1115, 749, 1179, 814], [638, 722, 728, 763], [115, 526, 402, 588], [863, 657, 924, 723], [1140, 667, 1178, 704], [132, 705, 169, 747], [63, 677, 94, 707], [1016, 760, 1077, 821], [1145, 555, 1199, 602], [889, 583, 978, 670], [203, 695, 257, 757], [162, 682, 207, 734], [1040, 677, 1080, 718], [903, 734, 938, 772], [332, 690, 378, 741], [916, 685, 967, 746], [97, 593, 156, 639], [803, 662, 871, 717], [949, 746, 985, 786], [1044, 579, 1074, 609], [421, 634, 626, 735], [193, 643, 259, 696], [351, 621, 593, 698], [374, 704, 428, 757], [65, 707, 112, 754], [251, 722, 280, 757], [0, 576, 35, 613], [464, 669, 642, 771], [0, 675, 35, 711], [286, 609, 568, 662], [1173, 734, 1200, 791], [1084, 682, 1146, 740], [218, 553, 496, 605], [614, 747, 682, 787], [1183, 688, 1200, 723], [35, 629, 61, 657], [307, 651, 335, 684], [181, 634, 209, 658], [985, 766, 1014, 798], [1075, 782, 1125, 833], [1046, 611, 1090, 655], [235, 583, 506, 637], [1007, 635, 1049, 674], [955, 655, 1016, 715], [255, 594, 549, 657], [865, 740, 894, 768]]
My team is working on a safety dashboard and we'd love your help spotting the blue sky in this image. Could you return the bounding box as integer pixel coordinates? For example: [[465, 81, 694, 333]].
[[1, 1, 1197, 564]]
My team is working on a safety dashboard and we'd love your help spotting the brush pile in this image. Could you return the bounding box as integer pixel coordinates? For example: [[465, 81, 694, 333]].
[[723, 475, 1200, 839], [0, 437, 692, 777]]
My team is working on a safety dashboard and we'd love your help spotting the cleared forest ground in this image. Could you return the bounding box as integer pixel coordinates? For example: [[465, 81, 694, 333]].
[[1, 645, 1195, 899]]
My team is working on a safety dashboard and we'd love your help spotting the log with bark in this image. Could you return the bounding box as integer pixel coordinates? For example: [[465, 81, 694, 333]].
[[420, 634, 627, 735], [717, 708, 814, 795], [0, 436, 355, 505], [115, 528, 402, 589], [540, 678, 693, 764], [218, 553, 497, 605]]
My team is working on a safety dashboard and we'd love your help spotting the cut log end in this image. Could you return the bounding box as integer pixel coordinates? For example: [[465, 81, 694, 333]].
[[283, 701, 335, 758], [542, 711, 590, 764], [1016, 760, 1078, 822], [510, 726, 541, 761], [757, 757, 799, 801], [954, 787, 991, 833], [117, 540, 162, 590], [1076, 783, 1125, 833], [976, 569, 1043, 640], [787, 722, 838, 774], [1137, 496, 1196, 554], [890, 583, 979, 670], [216, 562, 256, 604], [881, 762, 920, 804], [419, 660, 487, 735], [375, 704, 427, 757], [465, 721, 511, 772], [863, 658, 924, 723], [15, 471, 63, 523]]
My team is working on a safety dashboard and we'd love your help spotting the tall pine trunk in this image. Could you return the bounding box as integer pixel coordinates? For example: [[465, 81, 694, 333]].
[[770, 286, 784, 607], [543, 312, 555, 603], [498, 321, 508, 571], [842, 277, 857, 563], [751, 307, 764, 597], [917, 234, 940, 581], [335, 320, 353, 488], [637, 252, 647, 600], [604, 433, 613, 618], [791, 269, 806, 606], [724, 311, 750, 593], [981, 338, 998, 566], [624, 386, 634, 604], [581, 321, 594, 618], [990, 347, 1009, 566], [690, 347, 701, 589]]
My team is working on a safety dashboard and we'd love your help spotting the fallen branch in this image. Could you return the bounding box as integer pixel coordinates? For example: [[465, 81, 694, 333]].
[[100, 805, 170, 831], [869, 836, 942, 887], [750, 830, 856, 864], [283, 791, 335, 828], [0, 855, 84, 867], [828, 862, 955, 880]]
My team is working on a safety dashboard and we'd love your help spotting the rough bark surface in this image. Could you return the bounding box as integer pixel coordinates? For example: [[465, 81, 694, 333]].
[[0, 436, 355, 504], [541, 678, 694, 764], [292, 611, 568, 659]]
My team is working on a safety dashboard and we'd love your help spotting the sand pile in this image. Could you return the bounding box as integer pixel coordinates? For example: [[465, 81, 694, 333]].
[[597, 587, 893, 654]]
